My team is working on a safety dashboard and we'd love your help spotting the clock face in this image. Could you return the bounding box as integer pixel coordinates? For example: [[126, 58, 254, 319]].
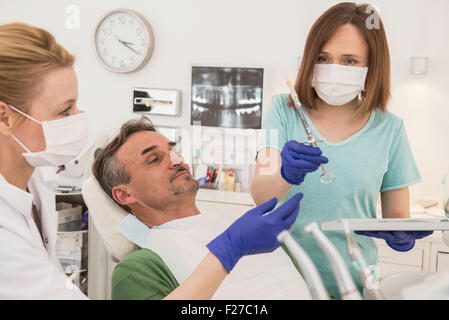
[[94, 10, 154, 73]]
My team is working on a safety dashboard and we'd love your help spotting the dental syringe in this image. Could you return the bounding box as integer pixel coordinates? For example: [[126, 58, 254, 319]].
[[304, 222, 362, 300], [343, 221, 384, 300], [284, 76, 336, 184]]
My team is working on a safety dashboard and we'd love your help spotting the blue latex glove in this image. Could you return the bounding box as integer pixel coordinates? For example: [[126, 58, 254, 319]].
[[354, 230, 434, 252], [280, 140, 329, 185], [207, 193, 303, 272]]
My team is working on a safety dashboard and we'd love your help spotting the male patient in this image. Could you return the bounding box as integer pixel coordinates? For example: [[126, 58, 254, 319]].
[[92, 116, 311, 300]]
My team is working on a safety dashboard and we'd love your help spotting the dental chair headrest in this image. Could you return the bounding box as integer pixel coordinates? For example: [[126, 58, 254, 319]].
[[82, 175, 136, 261]]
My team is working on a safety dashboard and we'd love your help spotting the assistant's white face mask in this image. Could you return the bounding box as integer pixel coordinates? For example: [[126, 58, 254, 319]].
[[9, 104, 89, 167], [312, 64, 368, 106]]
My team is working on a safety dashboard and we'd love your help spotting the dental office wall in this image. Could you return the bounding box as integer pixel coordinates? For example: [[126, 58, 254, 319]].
[[1, 0, 448, 200]]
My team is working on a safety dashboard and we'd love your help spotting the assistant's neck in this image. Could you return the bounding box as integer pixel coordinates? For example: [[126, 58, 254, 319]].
[[308, 99, 370, 125], [0, 137, 34, 191]]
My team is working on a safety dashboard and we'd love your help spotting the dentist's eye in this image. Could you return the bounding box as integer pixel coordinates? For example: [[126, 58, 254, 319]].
[[59, 106, 72, 116], [346, 59, 358, 65]]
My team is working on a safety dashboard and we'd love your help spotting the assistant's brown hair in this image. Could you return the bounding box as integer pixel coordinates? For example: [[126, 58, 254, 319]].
[[290, 2, 391, 114], [0, 22, 75, 112], [92, 116, 157, 212]]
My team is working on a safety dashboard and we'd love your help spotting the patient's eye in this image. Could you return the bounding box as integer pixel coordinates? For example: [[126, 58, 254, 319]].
[[147, 155, 162, 165]]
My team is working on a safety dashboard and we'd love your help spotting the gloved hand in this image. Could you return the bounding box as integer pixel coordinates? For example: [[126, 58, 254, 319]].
[[281, 140, 329, 185], [354, 230, 433, 252], [207, 193, 303, 272]]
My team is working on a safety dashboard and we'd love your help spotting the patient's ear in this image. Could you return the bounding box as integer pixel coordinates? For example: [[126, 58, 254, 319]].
[[111, 185, 137, 207]]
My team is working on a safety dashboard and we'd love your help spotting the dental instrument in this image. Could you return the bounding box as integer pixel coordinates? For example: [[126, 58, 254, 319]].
[[343, 221, 384, 300], [321, 218, 449, 231], [277, 230, 329, 300], [284, 76, 336, 184], [304, 222, 362, 300]]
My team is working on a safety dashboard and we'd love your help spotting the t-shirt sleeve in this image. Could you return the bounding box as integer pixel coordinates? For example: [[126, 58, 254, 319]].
[[380, 121, 422, 192], [111, 248, 179, 300], [257, 95, 289, 154]]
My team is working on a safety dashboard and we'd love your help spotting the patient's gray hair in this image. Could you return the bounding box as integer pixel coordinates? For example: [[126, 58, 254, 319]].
[[92, 116, 157, 212]]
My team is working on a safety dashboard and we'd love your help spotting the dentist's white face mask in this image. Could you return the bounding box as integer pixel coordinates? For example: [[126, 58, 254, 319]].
[[312, 64, 368, 106], [9, 104, 89, 167]]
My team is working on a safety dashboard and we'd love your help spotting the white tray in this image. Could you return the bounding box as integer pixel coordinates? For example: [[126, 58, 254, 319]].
[[321, 218, 449, 231]]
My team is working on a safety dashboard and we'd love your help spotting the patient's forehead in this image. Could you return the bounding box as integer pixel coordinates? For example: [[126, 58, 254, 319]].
[[115, 131, 168, 165]]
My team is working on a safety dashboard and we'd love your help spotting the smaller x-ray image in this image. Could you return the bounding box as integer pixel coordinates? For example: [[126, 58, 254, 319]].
[[191, 66, 263, 129]]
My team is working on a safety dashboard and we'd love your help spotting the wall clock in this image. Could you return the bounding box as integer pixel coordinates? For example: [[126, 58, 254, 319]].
[[94, 9, 155, 73]]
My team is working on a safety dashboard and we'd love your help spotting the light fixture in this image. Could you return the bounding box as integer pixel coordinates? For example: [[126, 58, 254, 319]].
[[410, 57, 429, 75]]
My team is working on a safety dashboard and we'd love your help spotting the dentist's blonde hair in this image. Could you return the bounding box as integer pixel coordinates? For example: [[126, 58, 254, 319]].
[[0, 22, 75, 112]]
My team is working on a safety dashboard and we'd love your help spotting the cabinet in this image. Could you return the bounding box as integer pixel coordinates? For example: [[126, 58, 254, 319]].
[[430, 236, 449, 272], [376, 230, 449, 278], [54, 192, 89, 295]]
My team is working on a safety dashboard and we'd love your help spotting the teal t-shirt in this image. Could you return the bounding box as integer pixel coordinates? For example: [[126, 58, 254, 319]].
[[258, 94, 421, 299]]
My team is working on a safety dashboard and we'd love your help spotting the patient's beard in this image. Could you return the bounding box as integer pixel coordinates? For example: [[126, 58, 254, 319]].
[[171, 174, 199, 196]]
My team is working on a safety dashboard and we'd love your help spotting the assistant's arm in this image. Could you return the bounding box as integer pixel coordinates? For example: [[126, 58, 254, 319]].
[[251, 148, 292, 206], [380, 187, 411, 218]]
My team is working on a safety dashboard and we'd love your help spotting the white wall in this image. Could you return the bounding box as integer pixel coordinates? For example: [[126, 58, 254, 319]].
[[1, 0, 448, 200]]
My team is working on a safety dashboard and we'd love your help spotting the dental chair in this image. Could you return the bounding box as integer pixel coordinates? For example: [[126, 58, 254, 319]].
[[82, 175, 138, 299]]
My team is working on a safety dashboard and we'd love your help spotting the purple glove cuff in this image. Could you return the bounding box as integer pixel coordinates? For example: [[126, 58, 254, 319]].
[[385, 239, 416, 252], [206, 232, 241, 273], [281, 166, 305, 186]]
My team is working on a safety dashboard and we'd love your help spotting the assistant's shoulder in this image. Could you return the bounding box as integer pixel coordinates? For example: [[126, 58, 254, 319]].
[[269, 94, 290, 110], [372, 109, 404, 133], [266, 94, 298, 119]]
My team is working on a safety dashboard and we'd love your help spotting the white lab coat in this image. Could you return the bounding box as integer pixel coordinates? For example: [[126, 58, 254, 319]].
[[0, 170, 87, 299]]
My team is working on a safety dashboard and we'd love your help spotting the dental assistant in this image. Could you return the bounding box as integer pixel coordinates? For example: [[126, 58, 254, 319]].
[[0, 23, 302, 300], [251, 2, 431, 298]]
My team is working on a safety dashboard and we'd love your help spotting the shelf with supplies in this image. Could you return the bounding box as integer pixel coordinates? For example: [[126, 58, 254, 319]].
[[54, 191, 89, 296], [192, 160, 256, 194]]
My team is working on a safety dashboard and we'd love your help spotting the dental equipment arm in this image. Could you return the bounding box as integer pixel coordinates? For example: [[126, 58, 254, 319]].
[[277, 230, 329, 300], [304, 222, 362, 300], [344, 222, 384, 300]]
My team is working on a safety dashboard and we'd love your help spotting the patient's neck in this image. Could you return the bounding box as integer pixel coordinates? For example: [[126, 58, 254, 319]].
[[133, 194, 200, 228]]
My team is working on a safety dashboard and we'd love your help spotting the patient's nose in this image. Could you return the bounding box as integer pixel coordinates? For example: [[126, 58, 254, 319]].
[[169, 150, 184, 167]]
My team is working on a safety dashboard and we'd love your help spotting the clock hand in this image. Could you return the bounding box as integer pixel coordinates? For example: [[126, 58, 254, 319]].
[[114, 34, 135, 46], [121, 40, 135, 46], [114, 34, 140, 55], [122, 42, 141, 55]]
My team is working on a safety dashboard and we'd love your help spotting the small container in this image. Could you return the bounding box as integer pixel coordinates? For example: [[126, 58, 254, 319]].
[[224, 173, 235, 192]]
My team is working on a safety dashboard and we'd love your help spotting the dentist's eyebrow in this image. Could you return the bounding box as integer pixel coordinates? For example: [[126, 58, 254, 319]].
[[141, 141, 177, 156]]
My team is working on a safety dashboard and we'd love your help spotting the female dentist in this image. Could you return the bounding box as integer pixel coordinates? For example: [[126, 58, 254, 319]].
[[0, 22, 302, 299], [251, 2, 432, 298]]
